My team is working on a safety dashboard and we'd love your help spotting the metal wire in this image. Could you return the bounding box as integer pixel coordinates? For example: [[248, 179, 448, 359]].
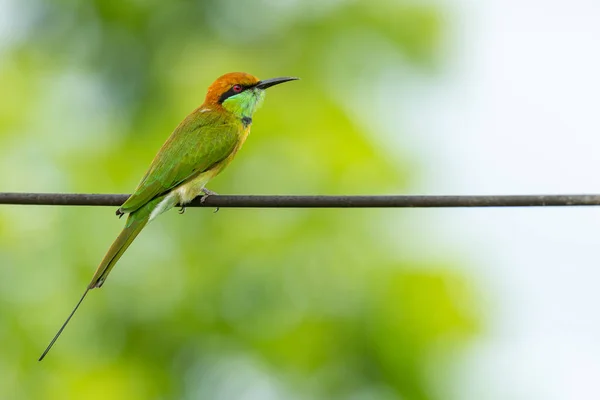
[[1, 192, 600, 208]]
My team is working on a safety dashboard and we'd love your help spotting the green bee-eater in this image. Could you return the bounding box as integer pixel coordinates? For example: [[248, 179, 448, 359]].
[[39, 72, 298, 360]]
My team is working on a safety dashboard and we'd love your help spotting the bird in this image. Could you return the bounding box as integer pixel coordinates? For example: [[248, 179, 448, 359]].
[[38, 72, 298, 360]]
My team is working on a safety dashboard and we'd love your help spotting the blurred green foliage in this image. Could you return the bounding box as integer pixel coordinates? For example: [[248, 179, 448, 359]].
[[0, 1, 478, 399]]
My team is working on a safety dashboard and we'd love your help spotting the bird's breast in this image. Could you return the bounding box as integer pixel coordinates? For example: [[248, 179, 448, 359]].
[[175, 125, 251, 205]]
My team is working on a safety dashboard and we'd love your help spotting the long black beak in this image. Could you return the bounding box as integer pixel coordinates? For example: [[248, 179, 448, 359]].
[[255, 77, 299, 90]]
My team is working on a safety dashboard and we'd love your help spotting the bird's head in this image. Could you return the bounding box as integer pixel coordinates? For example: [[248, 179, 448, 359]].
[[204, 72, 298, 120]]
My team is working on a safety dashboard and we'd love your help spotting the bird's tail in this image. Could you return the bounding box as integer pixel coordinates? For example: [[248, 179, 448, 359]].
[[88, 213, 149, 289], [38, 211, 149, 361]]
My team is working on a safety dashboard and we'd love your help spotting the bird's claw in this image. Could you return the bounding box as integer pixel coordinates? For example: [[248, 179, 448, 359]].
[[201, 188, 218, 197], [178, 206, 186, 214], [116, 209, 124, 219], [200, 188, 219, 213]]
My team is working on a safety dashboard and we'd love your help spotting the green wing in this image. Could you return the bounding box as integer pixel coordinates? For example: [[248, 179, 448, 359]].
[[119, 111, 239, 214]]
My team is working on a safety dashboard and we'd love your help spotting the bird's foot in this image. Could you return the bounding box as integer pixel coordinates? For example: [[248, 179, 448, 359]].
[[116, 209, 124, 219], [201, 187, 218, 198], [178, 205, 186, 214], [201, 188, 219, 213]]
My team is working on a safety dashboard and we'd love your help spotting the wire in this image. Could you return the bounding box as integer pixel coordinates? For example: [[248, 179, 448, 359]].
[[1, 192, 600, 208]]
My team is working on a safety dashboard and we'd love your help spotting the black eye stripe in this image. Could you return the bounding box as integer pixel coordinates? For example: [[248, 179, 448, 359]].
[[219, 84, 254, 103]]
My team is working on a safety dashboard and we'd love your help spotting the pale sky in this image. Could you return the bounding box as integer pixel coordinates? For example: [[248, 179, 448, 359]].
[[405, 1, 600, 398]]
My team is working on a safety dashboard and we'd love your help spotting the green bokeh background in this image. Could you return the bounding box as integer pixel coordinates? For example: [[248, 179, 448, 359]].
[[0, 1, 479, 399]]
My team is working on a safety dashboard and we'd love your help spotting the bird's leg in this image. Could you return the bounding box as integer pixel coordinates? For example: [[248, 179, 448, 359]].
[[200, 187, 218, 199], [201, 187, 219, 213], [178, 188, 217, 214]]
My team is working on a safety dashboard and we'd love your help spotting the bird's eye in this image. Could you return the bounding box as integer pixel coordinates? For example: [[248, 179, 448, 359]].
[[232, 84, 243, 93]]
